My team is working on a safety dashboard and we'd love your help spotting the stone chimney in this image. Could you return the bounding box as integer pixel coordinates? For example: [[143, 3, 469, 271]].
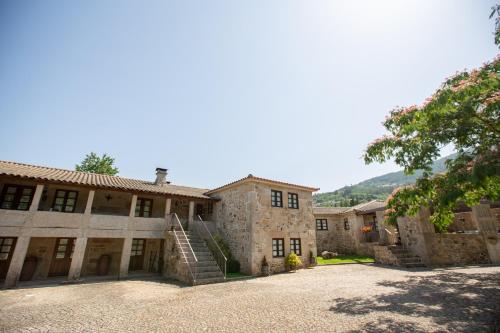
[[155, 168, 168, 185]]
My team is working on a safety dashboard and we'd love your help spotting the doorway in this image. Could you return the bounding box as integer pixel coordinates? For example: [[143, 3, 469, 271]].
[[49, 238, 75, 277], [129, 239, 145, 271]]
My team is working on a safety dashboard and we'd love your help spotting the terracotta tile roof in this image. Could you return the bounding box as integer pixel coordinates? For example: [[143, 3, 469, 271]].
[[313, 207, 349, 215], [345, 200, 386, 214], [0, 160, 211, 199], [206, 174, 319, 194]]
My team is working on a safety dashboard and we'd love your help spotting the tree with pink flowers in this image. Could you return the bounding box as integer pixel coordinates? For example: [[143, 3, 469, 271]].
[[364, 9, 500, 231]]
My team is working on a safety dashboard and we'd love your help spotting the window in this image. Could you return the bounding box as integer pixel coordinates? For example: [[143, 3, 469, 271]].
[[288, 193, 299, 209], [0, 185, 36, 210], [316, 219, 328, 230], [344, 218, 350, 230], [0, 238, 15, 260], [52, 190, 78, 213], [272, 238, 284, 257], [207, 202, 214, 214], [290, 238, 301, 255], [131, 239, 144, 256], [135, 198, 153, 217], [54, 238, 75, 259], [271, 190, 282, 207]]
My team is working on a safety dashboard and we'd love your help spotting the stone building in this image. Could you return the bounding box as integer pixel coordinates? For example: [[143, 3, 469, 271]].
[[313, 198, 500, 268], [0, 160, 318, 287], [313, 200, 385, 256], [207, 175, 318, 275]]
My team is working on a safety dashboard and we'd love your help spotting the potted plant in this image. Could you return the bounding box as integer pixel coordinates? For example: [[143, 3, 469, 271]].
[[285, 252, 302, 272], [261, 256, 270, 276]]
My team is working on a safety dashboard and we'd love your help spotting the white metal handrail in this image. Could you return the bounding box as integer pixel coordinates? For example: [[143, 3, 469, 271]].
[[195, 215, 227, 278], [171, 213, 197, 283]]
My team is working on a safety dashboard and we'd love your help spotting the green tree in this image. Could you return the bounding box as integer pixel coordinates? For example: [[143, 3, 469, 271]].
[[75, 153, 119, 176], [364, 12, 500, 231]]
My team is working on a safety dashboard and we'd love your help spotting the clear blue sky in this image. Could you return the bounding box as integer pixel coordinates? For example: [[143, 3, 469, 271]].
[[0, 0, 498, 192]]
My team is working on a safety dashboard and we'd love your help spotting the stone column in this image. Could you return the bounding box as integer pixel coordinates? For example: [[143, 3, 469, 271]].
[[165, 198, 171, 217], [67, 237, 88, 280], [119, 237, 133, 279], [29, 184, 44, 212], [376, 210, 388, 245], [165, 198, 172, 230], [472, 204, 500, 264], [84, 190, 95, 215], [129, 195, 138, 217], [4, 236, 31, 288], [188, 200, 195, 224]]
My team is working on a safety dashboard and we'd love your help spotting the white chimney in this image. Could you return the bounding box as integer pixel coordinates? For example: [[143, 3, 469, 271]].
[[155, 168, 168, 185]]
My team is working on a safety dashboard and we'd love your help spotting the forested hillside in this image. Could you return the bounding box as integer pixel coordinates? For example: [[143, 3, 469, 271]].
[[313, 154, 455, 207]]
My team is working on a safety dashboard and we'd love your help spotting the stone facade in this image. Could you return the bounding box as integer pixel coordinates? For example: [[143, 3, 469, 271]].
[[395, 205, 500, 267], [313, 204, 383, 257], [211, 178, 317, 275]]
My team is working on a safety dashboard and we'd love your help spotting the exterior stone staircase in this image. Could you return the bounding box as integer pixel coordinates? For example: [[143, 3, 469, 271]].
[[175, 230, 225, 285], [387, 245, 426, 268]]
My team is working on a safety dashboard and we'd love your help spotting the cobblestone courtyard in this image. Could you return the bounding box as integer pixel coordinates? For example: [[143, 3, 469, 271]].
[[1, 265, 499, 332]]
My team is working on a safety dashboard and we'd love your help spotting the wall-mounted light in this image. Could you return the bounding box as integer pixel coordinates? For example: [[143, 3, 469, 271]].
[[105, 194, 112, 202]]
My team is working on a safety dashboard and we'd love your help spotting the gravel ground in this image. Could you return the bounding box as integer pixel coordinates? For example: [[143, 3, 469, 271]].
[[0, 264, 499, 332]]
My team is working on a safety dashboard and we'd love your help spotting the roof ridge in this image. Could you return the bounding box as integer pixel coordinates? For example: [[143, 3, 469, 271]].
[[206, 174, 319, 194], [0, 160, 137, 181], [0, 159, 209, 197]]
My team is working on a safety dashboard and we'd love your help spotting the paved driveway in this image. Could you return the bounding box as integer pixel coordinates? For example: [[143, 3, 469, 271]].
[[0, 264, 499, 332]]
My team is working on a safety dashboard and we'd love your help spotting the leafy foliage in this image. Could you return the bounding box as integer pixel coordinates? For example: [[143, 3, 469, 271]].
[[213, 234, 240, 272], [364, 55, 500, 231], [285, 252, 302, 271], [75, 152, 119, 176], [491, 4, 500, 46]]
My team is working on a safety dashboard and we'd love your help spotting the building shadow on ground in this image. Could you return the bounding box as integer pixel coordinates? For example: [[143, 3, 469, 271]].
[[329, 270, 500, 332]]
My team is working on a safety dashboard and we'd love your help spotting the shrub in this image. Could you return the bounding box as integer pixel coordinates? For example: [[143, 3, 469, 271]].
[[213, 234, 232, 259], [285, 252, 302, 271], [227, 259, 240, 273]]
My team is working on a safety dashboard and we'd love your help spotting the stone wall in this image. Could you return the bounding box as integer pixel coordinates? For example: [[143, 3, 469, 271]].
[[212, 181, 317, 275], [314, 214, 341, 253], [250, 183, 316, 274], [25, 237, 57, 280], [82, 238, 124, 276], [425, 233, 489, 266], [212, 183, 254, 274], [447, 212, 478, 233], [373, 245, 399, 265], [163, 231, 191, 284]]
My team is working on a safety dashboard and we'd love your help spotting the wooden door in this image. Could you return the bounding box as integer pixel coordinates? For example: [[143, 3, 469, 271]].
[[0, 237, 17, 279], [129, 239, 145, 271], [49, 238, 75, 277]]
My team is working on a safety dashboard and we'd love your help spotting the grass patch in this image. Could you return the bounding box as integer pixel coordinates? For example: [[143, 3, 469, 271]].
[[226, 272, 251, 279], [316, 255, 374, 265]]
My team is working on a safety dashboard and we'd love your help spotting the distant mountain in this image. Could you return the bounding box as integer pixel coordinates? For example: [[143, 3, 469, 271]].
[[313, 154, 456, 207]]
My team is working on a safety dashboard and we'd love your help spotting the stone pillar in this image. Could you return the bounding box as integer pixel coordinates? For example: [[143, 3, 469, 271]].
[[188, 201, 195, 223], [29, 184, 44, 212], [84, 190, 95, 215], [376, 210, 389, 245], [4, 236, 31, 288], [67, 237, 88, 280], [129, 195, 138, 217], [119, 237, 133, 279], [165, 198, 171, 217], [165, 198, 172, 230], [472, 204, 500, 264]]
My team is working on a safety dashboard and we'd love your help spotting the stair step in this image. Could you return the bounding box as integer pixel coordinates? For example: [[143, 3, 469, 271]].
[[194, 277, 225, 285]]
